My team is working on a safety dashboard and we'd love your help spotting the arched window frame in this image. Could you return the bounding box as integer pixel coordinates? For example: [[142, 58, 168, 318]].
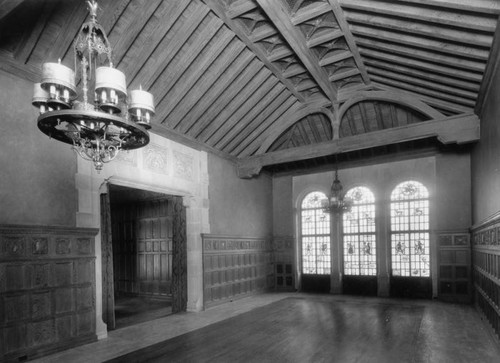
[[390, 180, 430, 277], [342, 186, 376, 276], [299, 191, 331, 275]]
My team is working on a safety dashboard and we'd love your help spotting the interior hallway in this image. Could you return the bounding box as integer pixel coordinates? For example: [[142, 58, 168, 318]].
[[32, 293, 500, 363]]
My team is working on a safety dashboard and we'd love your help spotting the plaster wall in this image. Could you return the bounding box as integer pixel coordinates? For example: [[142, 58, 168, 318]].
[[207, 154, 272, 237], [472, 56, 500, 224], [0, 70, 76, 226], [273, 175, 293, 236], [435, 152, 471, 230]]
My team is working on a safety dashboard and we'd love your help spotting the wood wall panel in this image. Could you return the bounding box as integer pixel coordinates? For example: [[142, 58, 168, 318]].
[[273, 236, 295, 291], [0, 225, 98, 362], [202, 234, 274, 307], [472, 214, 500, 340], [437, 231, 471, 303], [112, 199, 172, 298]]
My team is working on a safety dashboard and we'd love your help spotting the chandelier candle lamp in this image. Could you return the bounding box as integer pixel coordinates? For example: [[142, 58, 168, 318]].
[[322, 168, 353, 214], [32, 0, 155, 172]]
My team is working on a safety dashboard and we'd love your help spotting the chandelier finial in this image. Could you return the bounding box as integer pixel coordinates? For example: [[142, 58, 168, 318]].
[[87, 1, 99, 21]]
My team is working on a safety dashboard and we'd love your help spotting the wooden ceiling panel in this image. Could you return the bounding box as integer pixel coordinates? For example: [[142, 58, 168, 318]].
[[178, 49, 256, 134], [1, 0, 498, 173], [185, 58, 264, 138], [225, 90, 296, 154]]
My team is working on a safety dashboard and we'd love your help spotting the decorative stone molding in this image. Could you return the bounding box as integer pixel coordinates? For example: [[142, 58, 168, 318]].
[[173, 151, 194, 181], [143, 143, 168, 174]]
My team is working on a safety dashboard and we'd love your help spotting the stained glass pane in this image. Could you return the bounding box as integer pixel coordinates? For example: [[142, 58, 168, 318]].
[[390, 181, 430, 278], [301, 192, 330, 275], [343, 187, 376, 276]]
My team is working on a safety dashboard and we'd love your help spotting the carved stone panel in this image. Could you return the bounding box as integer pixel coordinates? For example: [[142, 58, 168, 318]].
[[173, 151, 194, 181], [143, 144, 168, 174]]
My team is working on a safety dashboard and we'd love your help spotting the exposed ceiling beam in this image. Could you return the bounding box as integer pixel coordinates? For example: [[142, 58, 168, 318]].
[[359, 48, 484, 83], [366, 68, 478, 101], [203, 0, 306, 102], [375, 84, 473, 114], [355, 37, 487, 73], [344, 12, 493, 48], [256, 0, 337, 102], [364, 60, 480, 92], [349, 25, 490, 61], [476, 17, 500, 115], [370, 75, 476, 108], [237, 113, 480, 178], [340, 0, 497, 32], [326, 0, 370, 85], [0, 0, 24, 21], [395, 0, 500, 15], [14, 0, 55, 63]]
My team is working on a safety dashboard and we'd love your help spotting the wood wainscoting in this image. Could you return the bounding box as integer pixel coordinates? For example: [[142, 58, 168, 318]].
[[471, 213, 500, 340], [202, 235, 274, 308], [0, 224, 98, 362]]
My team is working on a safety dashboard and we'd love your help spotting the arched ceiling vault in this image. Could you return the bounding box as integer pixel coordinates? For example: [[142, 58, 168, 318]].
[[0, 0, 495, 177]]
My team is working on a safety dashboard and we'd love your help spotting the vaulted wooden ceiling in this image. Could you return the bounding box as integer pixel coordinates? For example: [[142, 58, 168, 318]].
[[1, 0, 498, 176]]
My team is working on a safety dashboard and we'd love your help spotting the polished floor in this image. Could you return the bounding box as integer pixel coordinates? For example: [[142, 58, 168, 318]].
[[33, 293, 500, 363], [114, 296, 172, 329]]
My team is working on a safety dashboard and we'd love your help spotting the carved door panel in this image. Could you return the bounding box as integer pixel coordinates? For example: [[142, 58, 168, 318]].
[[112, 199, 172, 297]]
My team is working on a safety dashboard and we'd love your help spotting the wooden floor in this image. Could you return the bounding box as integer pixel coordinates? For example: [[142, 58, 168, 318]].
[[32, 293, 500, 363], [114, 296, 172, 329]]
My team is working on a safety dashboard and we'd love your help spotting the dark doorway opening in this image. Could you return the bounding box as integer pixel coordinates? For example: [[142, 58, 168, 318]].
[[101, 185, 187, 330], [390, 277, 432, 299], [301, 274, 331, 293], [343, 276, 377, 296]]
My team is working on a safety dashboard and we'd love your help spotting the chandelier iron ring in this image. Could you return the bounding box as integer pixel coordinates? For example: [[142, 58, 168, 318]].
[[37, 109, 150, 150]]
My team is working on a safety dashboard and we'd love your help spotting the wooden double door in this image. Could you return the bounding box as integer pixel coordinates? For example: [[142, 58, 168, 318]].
[[101, 186, 187, 330]]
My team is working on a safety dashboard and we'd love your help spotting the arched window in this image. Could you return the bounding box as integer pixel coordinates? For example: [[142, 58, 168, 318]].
[[390, 181, 430, 277], [300, 191, 330, 275], [342, 186, 376, 276]]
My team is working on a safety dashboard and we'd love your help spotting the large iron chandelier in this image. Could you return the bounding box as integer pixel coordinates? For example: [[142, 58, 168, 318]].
[[32, 0, 154, 172], [322, 167, 353, 214]]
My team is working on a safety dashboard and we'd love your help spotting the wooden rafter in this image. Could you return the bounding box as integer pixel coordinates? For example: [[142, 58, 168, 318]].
[[203, 0, 306, 102], [256, 0, 337, 102], [341, 0, 497, 32], [0, 0, 24, 21], [343, 12, 493, 47]]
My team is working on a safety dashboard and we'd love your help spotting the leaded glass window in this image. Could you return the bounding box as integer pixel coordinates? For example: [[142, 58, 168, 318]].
[[390, 181, 430, 277], [301, 191, 331, 275], [342, 187, 376, 276]]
